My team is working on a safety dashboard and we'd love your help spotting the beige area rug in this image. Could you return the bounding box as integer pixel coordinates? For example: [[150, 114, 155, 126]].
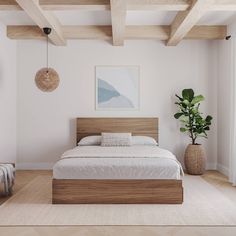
[[0, 175, 236, 226]]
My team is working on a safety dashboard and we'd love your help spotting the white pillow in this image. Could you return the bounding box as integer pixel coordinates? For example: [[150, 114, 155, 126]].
[[132, 136, 158, 146], [78, 135, 102, 146], [101, 133, 132, 146]]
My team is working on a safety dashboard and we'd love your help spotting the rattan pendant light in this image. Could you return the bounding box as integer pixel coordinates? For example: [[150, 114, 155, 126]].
[[35, 27, 60, 92]]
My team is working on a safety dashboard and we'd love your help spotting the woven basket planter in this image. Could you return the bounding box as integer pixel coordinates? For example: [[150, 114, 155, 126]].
[[184, 144, 206, 175]]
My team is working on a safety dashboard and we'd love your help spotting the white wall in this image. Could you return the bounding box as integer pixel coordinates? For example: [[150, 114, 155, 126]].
[[17, 39, 218, 169], [217, 22, 236, 177], [0, 23, 17, 163]]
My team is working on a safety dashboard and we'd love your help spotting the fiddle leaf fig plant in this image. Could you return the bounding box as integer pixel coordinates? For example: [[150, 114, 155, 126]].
[[174, 89, 213, 145]]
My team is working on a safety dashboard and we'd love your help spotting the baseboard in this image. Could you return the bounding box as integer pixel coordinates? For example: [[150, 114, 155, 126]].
[[217, 163, 229, 177], [16, 162, 54, 170]]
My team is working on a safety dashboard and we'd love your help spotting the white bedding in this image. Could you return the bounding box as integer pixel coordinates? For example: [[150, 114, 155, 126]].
[[53, 146, 183, 180]]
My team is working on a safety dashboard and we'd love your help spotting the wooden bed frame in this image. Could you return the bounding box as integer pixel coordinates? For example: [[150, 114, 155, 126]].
[[52, 118, 183, 204]]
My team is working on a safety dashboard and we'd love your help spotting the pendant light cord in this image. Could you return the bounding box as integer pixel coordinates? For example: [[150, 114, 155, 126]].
[[46, 34, 49, 73], [43, 27, 51, 74]]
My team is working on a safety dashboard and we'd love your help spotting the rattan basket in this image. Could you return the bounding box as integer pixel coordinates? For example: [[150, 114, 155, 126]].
[[184, 144, 206, 175]]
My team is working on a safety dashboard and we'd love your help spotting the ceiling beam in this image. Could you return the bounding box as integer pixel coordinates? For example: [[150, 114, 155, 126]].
[[39, 0, 110, 10], [0, 0, 21, 10], [185, 25, 227, 39], [110, 0, 126, 46], [126, 0, 190, 10], [167, 0, 213, 46], [63, 25, 112, 39], [40, 0, 190, 10], [7, 25, 45, 39], [7, 25, 227, 41], [0, 0, 190, 11], [126, 26, 170, 40], [1, 0, 236, 10], [15, 0, 66, 46]]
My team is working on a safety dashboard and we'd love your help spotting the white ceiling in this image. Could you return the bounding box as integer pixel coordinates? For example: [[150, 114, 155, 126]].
[[197, 11, 236, 25], [0, 10, 236, 26], [0, 11, 35, 25]]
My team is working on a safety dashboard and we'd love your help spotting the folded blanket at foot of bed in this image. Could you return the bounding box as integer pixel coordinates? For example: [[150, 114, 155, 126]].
[[0, 164, 15, 196]]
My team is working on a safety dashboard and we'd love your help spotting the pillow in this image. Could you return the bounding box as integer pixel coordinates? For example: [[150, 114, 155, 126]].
[[132, 136, 158, 146], [101, 133, 132, 146], [78, 135, 102, 146]]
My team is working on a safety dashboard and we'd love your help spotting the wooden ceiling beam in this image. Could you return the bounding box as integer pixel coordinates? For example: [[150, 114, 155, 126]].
[[39, 0, 110, 10], [0, 0, 21, 10], [40, 0, 190, 10], [15, 0, 66, 46], [126, 0, 190, 10], [167, 0, 213, 46], [110, 0, 126, 46], [7, 25, 45, 39], [0, 0, 189, 11], [1, 0, 236, 10], [63, 25, 112, 39], [7, 25, 227, 41]]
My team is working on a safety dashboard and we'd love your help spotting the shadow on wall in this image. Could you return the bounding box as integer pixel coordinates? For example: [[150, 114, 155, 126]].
[[173, 144, 187, 168], [0, 60, 3, 88], [69, 118, 77, 147], [170, 92, 190, 168]]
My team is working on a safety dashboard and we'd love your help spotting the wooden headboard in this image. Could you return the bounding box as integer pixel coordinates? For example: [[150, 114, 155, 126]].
[[76, 118, 158, 143]]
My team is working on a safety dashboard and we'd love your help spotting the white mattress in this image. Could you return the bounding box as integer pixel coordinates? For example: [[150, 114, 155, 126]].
[[53, 146, 183, 180]]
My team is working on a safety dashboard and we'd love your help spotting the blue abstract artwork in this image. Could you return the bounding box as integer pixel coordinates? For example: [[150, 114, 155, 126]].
[[96, 66, 139, 110]]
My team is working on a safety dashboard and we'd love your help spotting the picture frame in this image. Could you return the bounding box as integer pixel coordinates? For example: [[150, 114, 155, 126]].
[[95, 65, 140, 110]]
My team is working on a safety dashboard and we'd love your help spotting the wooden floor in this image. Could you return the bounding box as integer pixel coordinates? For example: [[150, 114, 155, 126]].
[[0, 170, 51, 205], [0, 226, 236, 236], [1, 170, 235, 205], [201, 171, 236, 203], [0, 170, 236, 235]]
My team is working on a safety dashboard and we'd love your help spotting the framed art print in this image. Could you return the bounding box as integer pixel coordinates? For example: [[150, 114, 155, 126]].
[[96, 66, 140, 110]]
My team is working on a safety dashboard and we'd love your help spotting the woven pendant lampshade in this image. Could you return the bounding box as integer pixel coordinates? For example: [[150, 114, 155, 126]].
[[35, 27, 60, 92], [35, 68, 59, 92]]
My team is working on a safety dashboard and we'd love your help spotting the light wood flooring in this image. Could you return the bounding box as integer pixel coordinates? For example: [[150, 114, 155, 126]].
[[0, 226, 236, 236], [0, 170, 51, 205], [0, 170, 236, 235], [1, 170, 235, 205]]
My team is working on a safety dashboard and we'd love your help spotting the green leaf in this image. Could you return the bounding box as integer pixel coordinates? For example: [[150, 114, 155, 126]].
[[182, 89, 194, 102], [174, 113, 183, 119], [180, 116, 189, 123], [183, 100, 190, 106], [191, 95, 205, 105], [174, 89, 213, 142], [175, 94, 183, 101], [181, 103, 187, 109], [206, 115, 213, 122], [180, 127, 187, 132], [191, 108, 198, 114]]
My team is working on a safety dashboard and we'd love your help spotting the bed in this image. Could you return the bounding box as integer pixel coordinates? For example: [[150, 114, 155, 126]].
[[52, 118, 183, 204]]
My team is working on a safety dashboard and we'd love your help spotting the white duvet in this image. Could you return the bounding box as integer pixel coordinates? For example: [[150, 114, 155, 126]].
[[53, 146, 183, 180]]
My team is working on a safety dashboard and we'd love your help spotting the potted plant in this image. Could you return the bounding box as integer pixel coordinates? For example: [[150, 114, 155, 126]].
[[174, 89, 213, 175]]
